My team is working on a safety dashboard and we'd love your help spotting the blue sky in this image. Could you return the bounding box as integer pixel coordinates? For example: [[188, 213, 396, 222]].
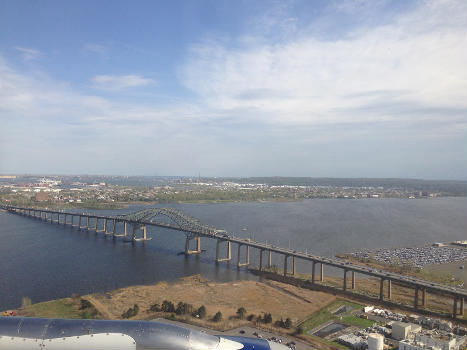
[[0, 0, 465, 179]]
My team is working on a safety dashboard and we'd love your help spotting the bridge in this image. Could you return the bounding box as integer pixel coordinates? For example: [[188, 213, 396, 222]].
[[1, 204, 466, 318]]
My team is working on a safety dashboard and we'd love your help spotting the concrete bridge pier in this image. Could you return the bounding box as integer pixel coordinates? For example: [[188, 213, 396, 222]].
[[283, 255, 288, 276], [268, 250, 272, 268], [216, 240, 231, 263], [460, 298, 464, 316], [185, 236, 201, 255], [85, 216, 90, 230], [351, 271, 356, 289], [113, 221, 127, 237], [388, 280, 392, 299], [94, 217, 99, 231], [237, 242, 250, 268], [292, 256, 296, 275], [414, 286, 419, 310], [380, 278, 385, 301], [112, 219, 117, 236], [343, 269, 348, 291], [453, 297, 458, 318], [320, 263, 324, 282], [422, 288, 426, 307], [311, 261, 316, 283], [259, 249, 264, 271], [103, 219, 109, 234]]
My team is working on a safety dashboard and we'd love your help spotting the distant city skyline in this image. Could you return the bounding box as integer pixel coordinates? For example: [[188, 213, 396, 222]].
[[0, 0, 465, 180]]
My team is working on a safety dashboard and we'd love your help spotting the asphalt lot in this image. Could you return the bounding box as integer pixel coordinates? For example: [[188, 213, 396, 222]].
[[153, 318, 316, 349]]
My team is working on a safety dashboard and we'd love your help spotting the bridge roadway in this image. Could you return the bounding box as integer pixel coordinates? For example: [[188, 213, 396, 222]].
[[2, 204, 466, 318]]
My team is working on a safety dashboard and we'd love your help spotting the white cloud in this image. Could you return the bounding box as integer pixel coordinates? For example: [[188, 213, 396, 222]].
[[0, 0, 465, 177], [84, 43, 109, 58], [91, 74, 156, 91], [180, 0, 466, 127], [15, 47, 42, 61]]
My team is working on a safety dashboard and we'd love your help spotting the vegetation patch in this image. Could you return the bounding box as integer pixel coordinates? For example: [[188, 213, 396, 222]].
[[299, 299, 365, 333]]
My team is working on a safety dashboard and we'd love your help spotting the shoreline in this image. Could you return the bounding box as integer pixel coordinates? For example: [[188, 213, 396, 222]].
[[3, 195, 464, 211]]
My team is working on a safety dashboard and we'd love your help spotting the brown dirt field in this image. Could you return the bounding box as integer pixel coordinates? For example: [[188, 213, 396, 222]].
[[86, 275, 336, 329], [252, 269, 466, 322]]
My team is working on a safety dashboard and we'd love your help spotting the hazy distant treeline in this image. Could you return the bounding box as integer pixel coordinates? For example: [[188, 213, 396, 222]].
[[231, 177, 467, 195]]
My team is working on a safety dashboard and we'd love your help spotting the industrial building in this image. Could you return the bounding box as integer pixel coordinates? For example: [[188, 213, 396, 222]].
[[392, 322, 422, 341], [399, 332, 465, 350]]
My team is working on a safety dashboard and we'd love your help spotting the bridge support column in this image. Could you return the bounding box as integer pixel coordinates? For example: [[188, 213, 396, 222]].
[[414, 286, 419, 310], [380, 278, 384, 301], [320, 263, 324, 282], [124, 222, 127, 237], [351, 271, 356, 289], [78, 216, 83, 229], [185, 236, 201, 255], [453, 297, 458, 318], [422, 288, 426, 307], [113, 220, 127, 237], [259, 249, 263, 271], [460, 298, 464, 316], [312, 261, 316, 284], [292, 256, 296, 275], [237, 242, 250, 268], [112, 219, 117, 235], [343, 269, 348, 291], [283, 255, 288, 276], [103, 219, 108, 234], [268, 250, 272, 268], [94, 218, 98, 231], [86, 216, 90, 230], [388, 280, 392, 299]]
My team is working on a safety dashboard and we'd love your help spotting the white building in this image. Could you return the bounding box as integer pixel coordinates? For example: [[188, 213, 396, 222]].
[[399, 333, 461, 350], [392, 322, 422, 341]]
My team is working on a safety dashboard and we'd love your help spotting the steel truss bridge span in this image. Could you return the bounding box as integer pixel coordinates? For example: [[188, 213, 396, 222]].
[[116, 207, 218, 239], [1, 204, 466, 318]]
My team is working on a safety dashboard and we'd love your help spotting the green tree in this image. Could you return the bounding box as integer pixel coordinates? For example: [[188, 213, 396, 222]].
[[122, 304, 139, 319], [263, 313, 272, 324], [197, 305, 206, 319], [213, 311, 223, 322], [284, 318, 292, 329], [236, 307, 247, 320], [161, 300, 175, 313], [176, 302, 189, 315]]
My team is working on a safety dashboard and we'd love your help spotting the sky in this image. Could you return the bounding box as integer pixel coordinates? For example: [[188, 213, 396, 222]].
[[0, 0, 465, 179]]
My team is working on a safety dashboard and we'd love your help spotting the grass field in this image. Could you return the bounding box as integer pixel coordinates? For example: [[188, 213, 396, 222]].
[[299, 299, 369, 333]]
